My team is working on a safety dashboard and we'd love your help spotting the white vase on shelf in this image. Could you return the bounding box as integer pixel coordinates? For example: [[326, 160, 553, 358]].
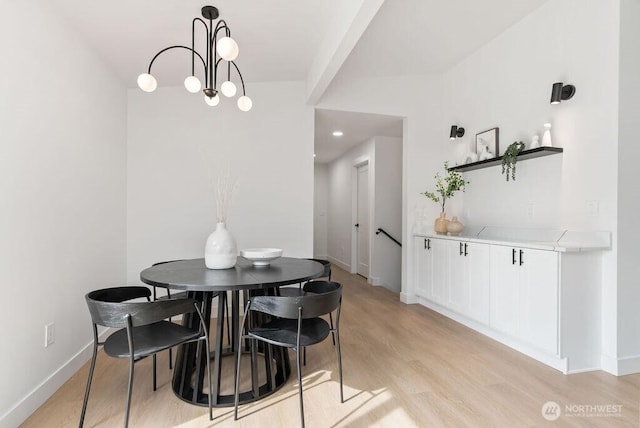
[[541, 123, 552, 147], [205, 222, 237, 269], [530, 135, 540, 149]]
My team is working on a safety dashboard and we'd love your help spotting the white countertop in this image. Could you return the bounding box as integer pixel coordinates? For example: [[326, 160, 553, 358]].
[[413, 226, 611, 252]]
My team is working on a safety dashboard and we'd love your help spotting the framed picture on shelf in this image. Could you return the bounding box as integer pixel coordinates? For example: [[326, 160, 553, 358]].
[[475, 127, 499, 160]]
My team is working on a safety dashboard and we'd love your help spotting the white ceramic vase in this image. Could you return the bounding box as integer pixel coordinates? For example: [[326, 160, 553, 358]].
[[541, 123, 552, 147], [205, 222, 238, 269]]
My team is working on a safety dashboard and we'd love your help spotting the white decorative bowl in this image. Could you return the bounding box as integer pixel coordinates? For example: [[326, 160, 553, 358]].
[[240, 248, 283, 266]]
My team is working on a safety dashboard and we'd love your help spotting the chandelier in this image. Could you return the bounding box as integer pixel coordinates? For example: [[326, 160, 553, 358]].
[[136, 5, 252, 111]]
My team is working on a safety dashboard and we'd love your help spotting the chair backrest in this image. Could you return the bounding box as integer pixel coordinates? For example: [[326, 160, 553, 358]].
[[305, 258, 331, 278], [86, 286, 197, 328], [250, 281, 342, 319], [302, 280, 338, 295]]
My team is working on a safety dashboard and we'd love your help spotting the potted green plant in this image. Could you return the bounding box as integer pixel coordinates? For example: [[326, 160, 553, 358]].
[[422, 161, 468, 234], [502, 141, 525, 181]]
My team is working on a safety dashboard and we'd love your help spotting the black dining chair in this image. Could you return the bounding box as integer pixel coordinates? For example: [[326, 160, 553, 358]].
[[80, 286, 213, 428], [150, 260, 230, 378], [234, 281, 344, 428], [278, 259, 332, 297]]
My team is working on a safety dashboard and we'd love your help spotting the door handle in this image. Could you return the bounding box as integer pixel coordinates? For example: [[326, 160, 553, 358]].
[[355, 223, 359, 228], [519, 249, 524, 266], [512, 248, 516, 265], [464, 243, 468, 256], [459, 242, 463, 256], [424, 238, 431, 250]]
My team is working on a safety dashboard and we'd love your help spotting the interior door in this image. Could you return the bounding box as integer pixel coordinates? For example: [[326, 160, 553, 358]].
[[356, 164, 370, 278]]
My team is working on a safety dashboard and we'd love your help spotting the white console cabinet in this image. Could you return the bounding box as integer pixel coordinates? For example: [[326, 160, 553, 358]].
[[489, 245, 558, 355], [414, 237, 490, 324], [411, 227, 610, 373]]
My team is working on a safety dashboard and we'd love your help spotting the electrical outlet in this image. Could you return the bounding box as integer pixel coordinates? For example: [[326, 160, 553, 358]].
[[526, 203, 535, 219], [586, 200, 599, 217], [45, 323, 55, 347]]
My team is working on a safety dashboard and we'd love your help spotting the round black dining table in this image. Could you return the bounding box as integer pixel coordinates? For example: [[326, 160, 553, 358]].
[[140, 257, 324, 407]]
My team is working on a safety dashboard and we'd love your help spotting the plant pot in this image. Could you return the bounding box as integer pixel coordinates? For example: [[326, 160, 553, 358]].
[[434, 212, 449, 235], [205, 222, 238, 269]]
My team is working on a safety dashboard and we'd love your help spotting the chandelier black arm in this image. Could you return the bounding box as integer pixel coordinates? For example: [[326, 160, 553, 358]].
[[191, 17, 209, 82], [209, 20, 231, 90], [147, 45, 207, 76], [214, 57, 224, 89], [213, 58, 246, 95], [230, 61, 247, 96]]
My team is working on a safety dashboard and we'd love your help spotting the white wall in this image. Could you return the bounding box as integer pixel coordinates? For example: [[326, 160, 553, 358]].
[[317, 74, 445, 301], [127, 81, 315, 282], [440, 0, 622, 372], [0, 1, 127, 425], [313, 164, 329, 258], [321, 0, 633, 374], [322, 136, 402, 292], [371, 137, 403, 291], [617, 0, 640, 362], [325, 139, 375, 270]]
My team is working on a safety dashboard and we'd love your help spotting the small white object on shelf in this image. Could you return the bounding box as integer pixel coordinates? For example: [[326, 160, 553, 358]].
[[240, 248, 283, 266], [478, 145, 493, 161], [530, 135, 540, 149], [541, 123, 552, 147]]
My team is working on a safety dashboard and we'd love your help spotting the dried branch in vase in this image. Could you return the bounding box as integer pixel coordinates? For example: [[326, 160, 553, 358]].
[[215, 168, 238, 223]]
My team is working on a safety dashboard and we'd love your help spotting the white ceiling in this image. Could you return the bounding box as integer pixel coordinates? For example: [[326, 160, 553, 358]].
[[52, 0, 341, 86], [51, 0, 547, 164], [339, 0, 548, 78], [314, 109, 403, 164]]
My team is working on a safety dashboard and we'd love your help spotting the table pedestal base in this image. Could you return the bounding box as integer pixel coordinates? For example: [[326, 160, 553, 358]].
[[172, 290, 291, 407]]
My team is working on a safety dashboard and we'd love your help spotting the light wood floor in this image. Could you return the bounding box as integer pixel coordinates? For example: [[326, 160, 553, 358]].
[[23, 266, 640, 427]]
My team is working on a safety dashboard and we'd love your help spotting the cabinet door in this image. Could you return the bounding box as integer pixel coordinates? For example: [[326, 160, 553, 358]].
[[466, 242, 491, 324], [519, 248, 559, 354], [448, 240, 467, 313], [490, 245, 521, 336], [430, 238, 449, 305], [414, 237, 433, 299]]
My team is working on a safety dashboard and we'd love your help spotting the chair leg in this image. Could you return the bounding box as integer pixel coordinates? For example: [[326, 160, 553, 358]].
[[203, 342, 213, 421], [124, 356, 135, 428], [296, 348, 305, 428], [234, 337, 243, 420], [169, 348, 173, 370], [335, 330, 344, 403], [79, 344, 98, 427], [152, 354, 157, 391], [225, 294, 231, 346], [303, 347, 306, 366], [329, 313, 336, 346]]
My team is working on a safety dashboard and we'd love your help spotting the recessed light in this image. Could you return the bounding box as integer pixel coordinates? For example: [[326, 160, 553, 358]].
[[332, 131, 343, 137]]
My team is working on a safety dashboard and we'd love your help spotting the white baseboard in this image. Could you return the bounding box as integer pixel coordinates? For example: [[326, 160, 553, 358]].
[[0, 307, 228, 427], [0, 328, 111, 427], [400, 292, 418, 304], [601, 353, 640, 376], [326, 255, 350, 273]]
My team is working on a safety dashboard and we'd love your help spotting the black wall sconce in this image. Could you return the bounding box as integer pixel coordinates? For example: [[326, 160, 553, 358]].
[[550, 82, 576, 104], [449, 125, 465, 140]]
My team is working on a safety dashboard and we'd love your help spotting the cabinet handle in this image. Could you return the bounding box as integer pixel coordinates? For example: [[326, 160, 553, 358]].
[[512, 248, 516, 265], [519, 249, 524, 266], [427, 238, 431, 250], [464, 243, 468, 256], [459, 242, 463, 256]]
